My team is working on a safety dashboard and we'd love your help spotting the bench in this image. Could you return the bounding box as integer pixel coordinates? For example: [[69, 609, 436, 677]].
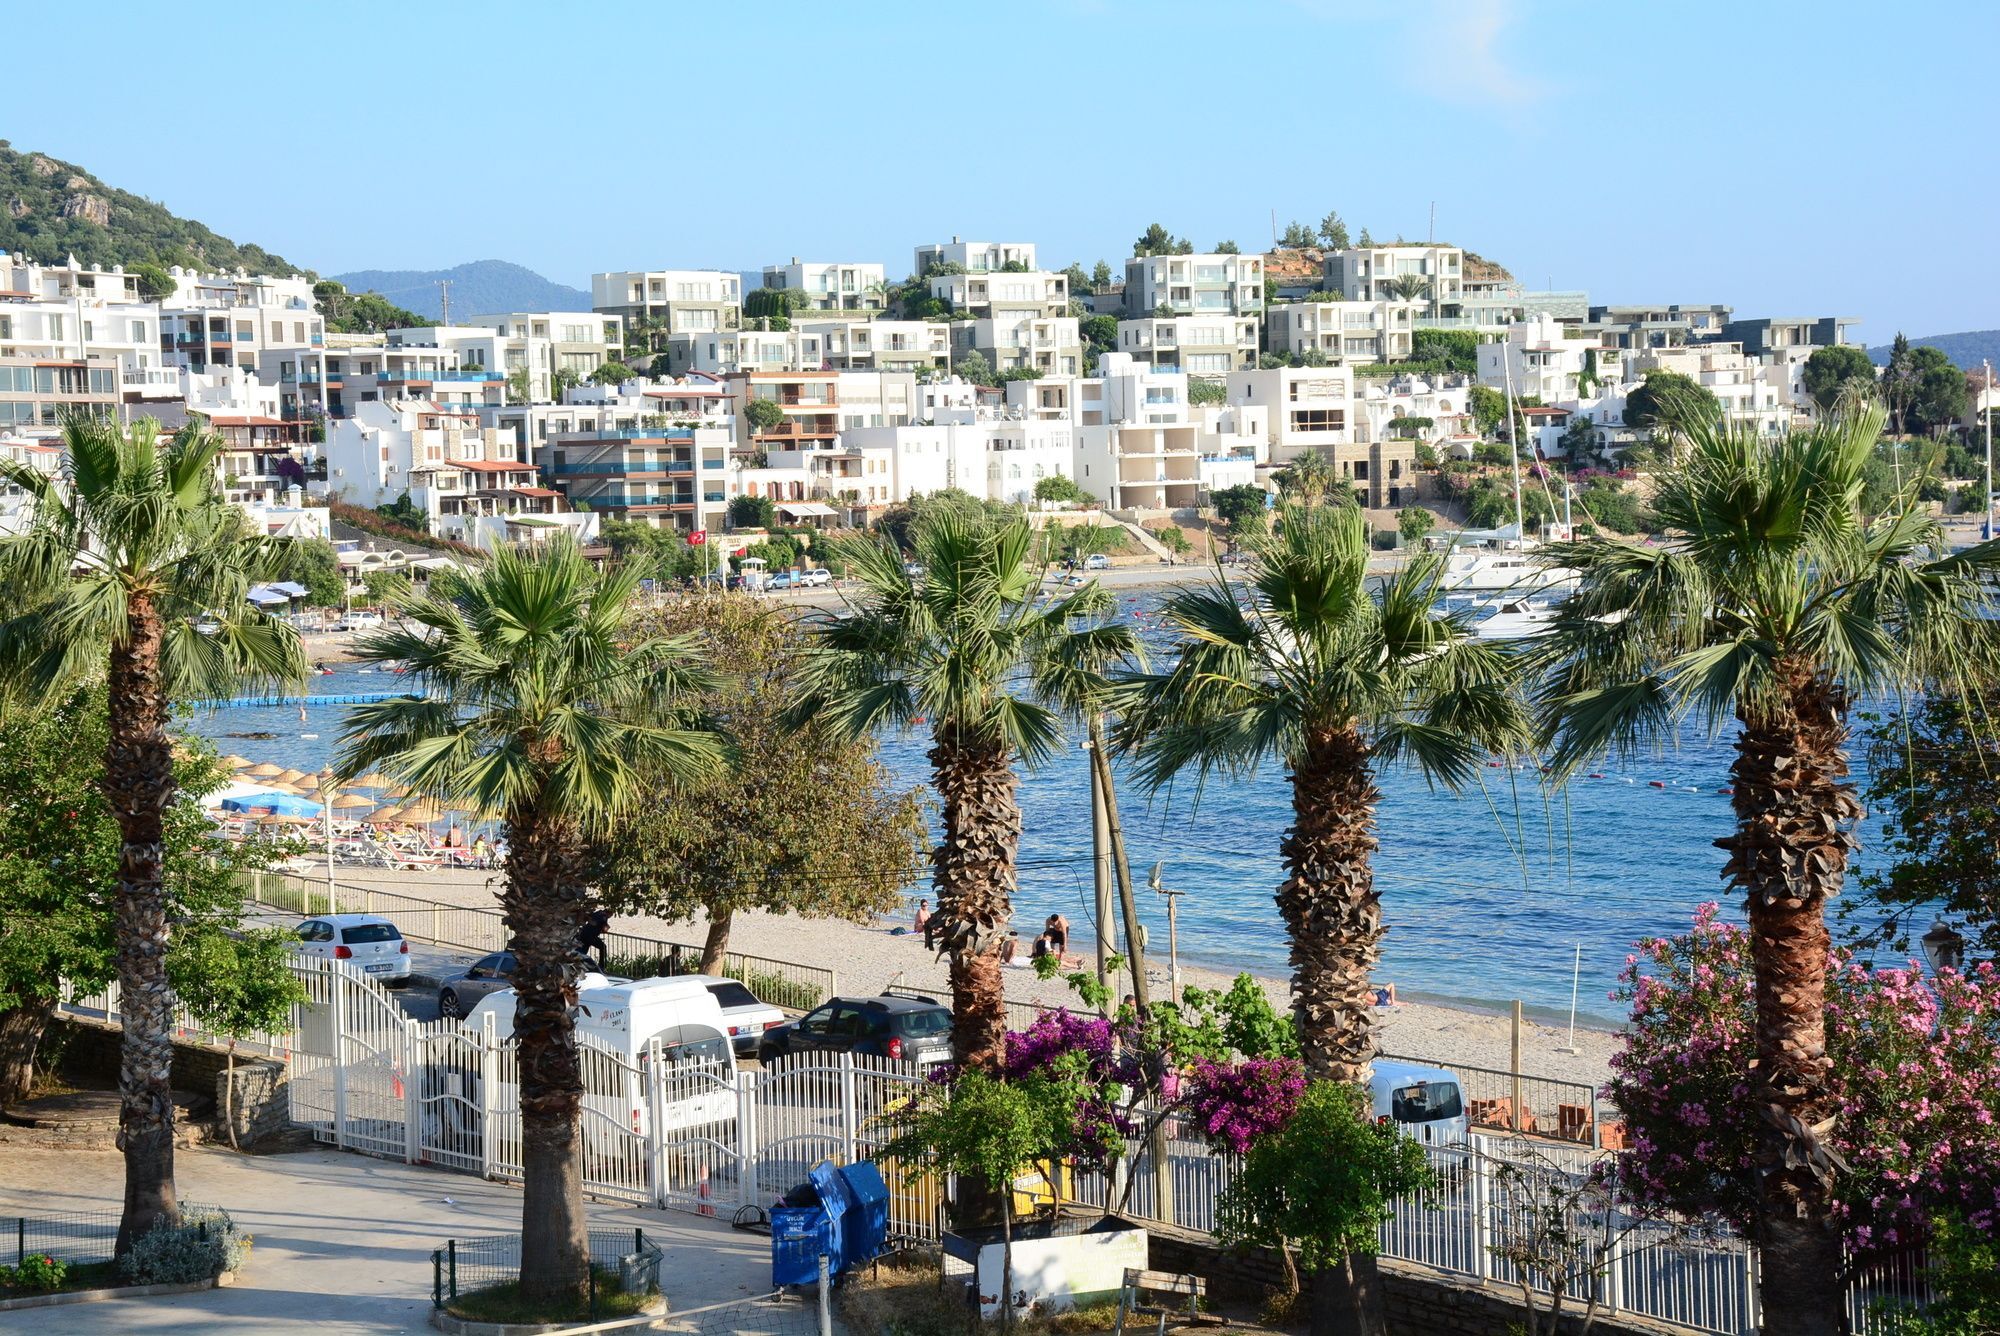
[[1111, 1267, 1217, 1334]]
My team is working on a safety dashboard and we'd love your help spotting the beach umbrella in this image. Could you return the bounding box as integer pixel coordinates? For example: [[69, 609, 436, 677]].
[[332, 794, 375, 810], [246, 762, 284, 778], [274, 769, 308, 786], [354, 772, 395, 789], [219, 792, 325, 818], [222, 755, 253, 771], [396, 799, 445, 824]]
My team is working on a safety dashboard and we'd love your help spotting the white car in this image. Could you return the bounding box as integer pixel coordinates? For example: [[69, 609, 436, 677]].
[[293, 913, 411, 984], [1083, 553, 1112, 571], [796, 567, 833, 588], [701, 978, 787, 1054], [335, 611, 384, 632]]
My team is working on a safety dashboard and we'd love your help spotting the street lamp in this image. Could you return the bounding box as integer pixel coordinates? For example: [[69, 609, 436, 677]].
[[1920, 920, 1966, 976], [1147, 861, 1185, 1002]]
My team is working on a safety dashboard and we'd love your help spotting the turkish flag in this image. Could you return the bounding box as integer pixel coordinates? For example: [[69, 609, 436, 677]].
[[689, 529, 707, 546]]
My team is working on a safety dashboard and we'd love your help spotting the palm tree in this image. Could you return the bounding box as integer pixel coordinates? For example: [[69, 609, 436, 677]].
[[0, 417, 305, 1252], [1531, 404, 2000, 1336], [1120, 503, 1523, 1335], [1273, 449, 1349, 507], [787, 513, 1132, 1074], [1386, 273, 1433, 306], [334, 541, 722, 1306], [1121, 502, 1524, 1080]]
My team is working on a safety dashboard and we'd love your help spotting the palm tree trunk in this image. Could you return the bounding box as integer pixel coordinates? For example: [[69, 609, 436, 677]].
[[926, 723, 1017, 1076], [1718, 674, 1858, 1336], [1281, 725, 1389, 1336], [1279, 726, 1383, 1084], [106, 593, 180, 1255], [699, 909, 732, 975], [0, 995, 55, 1107], [504, 810, 592, 1307]]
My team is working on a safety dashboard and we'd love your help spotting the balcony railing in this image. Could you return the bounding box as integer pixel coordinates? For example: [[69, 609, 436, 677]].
[[377, 369, 504, 383]]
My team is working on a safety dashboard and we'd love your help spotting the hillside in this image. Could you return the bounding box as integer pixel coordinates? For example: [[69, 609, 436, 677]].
[[1869, 331, 2000, 371], [0, 141, 296, 275], [329, 260, 589, 320]]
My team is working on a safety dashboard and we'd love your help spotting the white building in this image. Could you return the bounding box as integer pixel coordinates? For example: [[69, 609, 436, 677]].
[[472, 312, 624, 397], [1075, 353, 1265, 512], [914, 239, 1038, 274], [1476, 315, 1630, 404], [1122, 253, 1264, 318], [949, 315, 1082, 377], [1113, 315, 1260, 373], [927, 270, 1069, 319], [1626, 342, 1801, 437], [519, 382, 736, 536], [592, 270, 743, 373], [0, 252, 176, 412], [801, 318, 949, 373], [1265, 300, 1424, 364], [158, 267, 323, 374], [261, 329, 511, 421], [1323, 244, 1464, 308], [677, 327, 828, 375], [323, 399, 587, 547], [759, 260, 886, 312], [1224, 365, 1421, 508]]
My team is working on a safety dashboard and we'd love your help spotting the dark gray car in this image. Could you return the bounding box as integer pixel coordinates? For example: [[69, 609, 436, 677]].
[[438, 951, 517, 1020], [756, 993, 953, 1066]]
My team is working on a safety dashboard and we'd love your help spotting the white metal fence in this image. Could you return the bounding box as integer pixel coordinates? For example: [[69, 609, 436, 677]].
[[59, 960, 1925, 1334]]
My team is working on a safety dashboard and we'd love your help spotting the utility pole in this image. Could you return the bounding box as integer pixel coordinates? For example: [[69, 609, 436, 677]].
[[1147, 863, 1185, 1002], [1986, 359, 1994, 542], [436, 279, 453, 327], [1091, 744, 1114, 1016]]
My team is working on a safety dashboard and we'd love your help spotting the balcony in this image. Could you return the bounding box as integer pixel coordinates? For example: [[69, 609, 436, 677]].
[[378, 369, 504, 384]]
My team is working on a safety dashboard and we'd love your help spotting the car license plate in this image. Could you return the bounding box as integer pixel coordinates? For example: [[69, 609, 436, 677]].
[[365, 963, 393, 973]]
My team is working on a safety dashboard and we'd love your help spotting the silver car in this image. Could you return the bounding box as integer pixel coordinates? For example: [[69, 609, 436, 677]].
[[438, 951, 518, 1020], [294, 914, 410, 985]]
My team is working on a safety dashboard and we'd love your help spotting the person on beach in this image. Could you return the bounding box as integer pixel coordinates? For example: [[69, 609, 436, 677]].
[[913, 898, 931, 934], [1375, 982, 1398, 1008], [1043, 913, 1070, 963], [1000, 932, 1022, 966], [1029, 933, 1055, 963], [471, 833, 490, 868], [445, 823, 465, 849], [577, 908, 611, 970]]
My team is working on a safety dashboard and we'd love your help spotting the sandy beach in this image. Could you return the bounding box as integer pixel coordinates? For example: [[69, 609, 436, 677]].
[[317, 866, 1619, 1088]]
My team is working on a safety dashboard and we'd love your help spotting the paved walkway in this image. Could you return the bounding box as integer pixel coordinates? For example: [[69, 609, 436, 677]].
[[0, 1144, 789, 1333]]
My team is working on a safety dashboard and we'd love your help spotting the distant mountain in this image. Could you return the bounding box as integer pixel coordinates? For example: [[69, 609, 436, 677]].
[[0, 140, 297, 275], [329, 260, 589, 321], [1868, 331, 2000, 370]]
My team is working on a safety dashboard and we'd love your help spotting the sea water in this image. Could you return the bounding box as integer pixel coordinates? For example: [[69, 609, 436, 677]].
[[190, 599, 1893, 1022]]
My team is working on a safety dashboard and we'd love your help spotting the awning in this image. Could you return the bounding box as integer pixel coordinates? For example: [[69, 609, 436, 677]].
[[776, 501, 839, 518], [246, 587, 290, 606], [219, 791, 326, 818], [268, 581, 310, 597]]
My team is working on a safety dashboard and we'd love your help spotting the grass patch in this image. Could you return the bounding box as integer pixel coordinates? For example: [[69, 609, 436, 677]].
[[0, 1259, 122, 1298], [445, 1268, 650, 1325]]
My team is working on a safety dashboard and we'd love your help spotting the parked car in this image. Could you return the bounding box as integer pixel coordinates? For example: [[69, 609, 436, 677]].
[[1083, 553, 1112, 571], [294, 913, 410, 984], [437, 951, 518, 1019], [766, 570, 801, 591], [702, 978, 787, 1055], [796, 567, 833, 588], [334, 610, 384, 632], [1368, 1058, 1468, 1146], [757, 993, 953, 1066]]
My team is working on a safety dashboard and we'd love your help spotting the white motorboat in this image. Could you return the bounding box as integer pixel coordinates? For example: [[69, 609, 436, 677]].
[[1475, 596, 1561, 639]]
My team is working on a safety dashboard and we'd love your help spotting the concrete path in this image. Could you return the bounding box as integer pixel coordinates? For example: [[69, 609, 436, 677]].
[[0, 1144, 790, 1334]]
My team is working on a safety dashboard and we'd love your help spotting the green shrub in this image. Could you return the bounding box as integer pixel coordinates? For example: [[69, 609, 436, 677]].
[[118, 1208, 248, 1286], [0, 1254, 67, 1292]]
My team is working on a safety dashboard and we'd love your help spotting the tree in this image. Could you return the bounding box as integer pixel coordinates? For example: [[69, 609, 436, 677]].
[[1467, 385, 1508, 437], [130, 262, 175, 303], [1279, 220, 1316, 249], [1802, 345, 1877, 412], [1356, 227, 1374, 247], [1080, 315, 1118, 356], [1387, 274, 1432, 304], [1155, 525, 1192, 555], [0, 694, 301, 1107], [787, 517, 1133, 1075], [1851, 689, 2000, 961], [953, 349, 996, 388], [1409, 328, 1478, 375], [595, 599, 924, 970], [1188, 379, 1226, 407], [552, 367, 581, 399], [360, 569, 414, 609], [1213, 1081, 1434, 1336], [313, 280, 425, 334], [1210, 483, 1268, 532], [1132, 223, 1191, 258], [1214, 239, 1240, 254], [376, 491, 428, 534], [506, 367, 533, 406], [1881, 333, 1916, 435], [335, 542, 722, 1306], [1623, 370, 1720, 436], [1032, 474, 1090, 506], [1907, 345, 1969, 433], [744, 287, 807, 324], [272, 538, 346, 607], [0, 418, 305, 1253], [587, 359, 633, 386], [1396, 506, 1434, 545], [742, 398, 785, 436], [1272, 449, 1346, 506], [1091, 261, 1113, 288], [1122, 502, 1524, 1084], [1318, 212, 1350, 250], [728, 494, 776, 530], [1532, 405, 2000, 1336]]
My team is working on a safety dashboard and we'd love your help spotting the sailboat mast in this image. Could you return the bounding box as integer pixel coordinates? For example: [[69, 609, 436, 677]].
[[1501, 345, 1525, 537]]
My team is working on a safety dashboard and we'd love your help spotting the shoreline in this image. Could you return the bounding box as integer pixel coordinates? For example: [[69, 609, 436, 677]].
[[294, 866, 1621, 1087]]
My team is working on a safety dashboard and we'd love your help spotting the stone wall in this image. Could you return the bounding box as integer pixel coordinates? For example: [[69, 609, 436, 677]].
[[1130, 1216, 1695, 1336], [50, 1018, 292, 1148]]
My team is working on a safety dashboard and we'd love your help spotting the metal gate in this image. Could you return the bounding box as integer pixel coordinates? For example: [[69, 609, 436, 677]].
[[288, 956, 414, 1160], [748, 1053, 931, 1240]]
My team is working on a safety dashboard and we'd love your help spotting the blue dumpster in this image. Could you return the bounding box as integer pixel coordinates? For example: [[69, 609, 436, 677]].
[[770, 1203, 831, 1287], [836, 1161, 890, 1265], [771, 1160, 892, 1286]]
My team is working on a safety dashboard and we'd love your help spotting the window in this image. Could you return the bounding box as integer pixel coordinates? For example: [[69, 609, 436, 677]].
[[131, 320, 147, 342], [47, 315, 62, 340], [236, 322, 253, 340]]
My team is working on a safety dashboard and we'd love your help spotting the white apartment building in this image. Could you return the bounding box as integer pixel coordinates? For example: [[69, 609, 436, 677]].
[[159, 268, 323, 374], [1323, 245, 1464, 308], [800, 318, 949, 373], [0, 253, 178, 412], [1476, 315, 1630, 404], [760, 260, 886, 312], [592, 270, 743, 373], [473, 312, 624, 396], [520, 383, 735, 536], [1113, 315, 1260, 373], [914, 239, 1037, 274], [1627, 342, 1801, 436], [261, 329, 511, 421], [1224, 365, 1420, 508], [949, 315, 1082, 377], [1075, 353, 1266, 512], [834, 416, 1079, 512], [1122, 253, 1264, 318], [677, 327, 828, 375], [927, 270, 1069, 319], [1265, 300, 1424, 364], [323, 398, 588, 547]]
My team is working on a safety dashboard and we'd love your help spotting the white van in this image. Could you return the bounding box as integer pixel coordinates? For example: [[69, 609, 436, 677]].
[[1368, 1059, 1469, 1146], [467, 974, 740, 1135]]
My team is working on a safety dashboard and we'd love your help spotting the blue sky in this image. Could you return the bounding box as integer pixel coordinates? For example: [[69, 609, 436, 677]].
[[5, 0, 1995, 340]]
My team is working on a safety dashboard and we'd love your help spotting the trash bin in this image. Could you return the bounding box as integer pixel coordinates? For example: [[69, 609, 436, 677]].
[[838, 1162, 891, 1266], [770, 1205, 831, 1287], [619, 1242, 661, 1296]]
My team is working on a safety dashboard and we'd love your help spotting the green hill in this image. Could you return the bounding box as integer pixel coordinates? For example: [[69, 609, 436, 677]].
[[0, 139, 297, 275], [1868, 331, 2000, 371]]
